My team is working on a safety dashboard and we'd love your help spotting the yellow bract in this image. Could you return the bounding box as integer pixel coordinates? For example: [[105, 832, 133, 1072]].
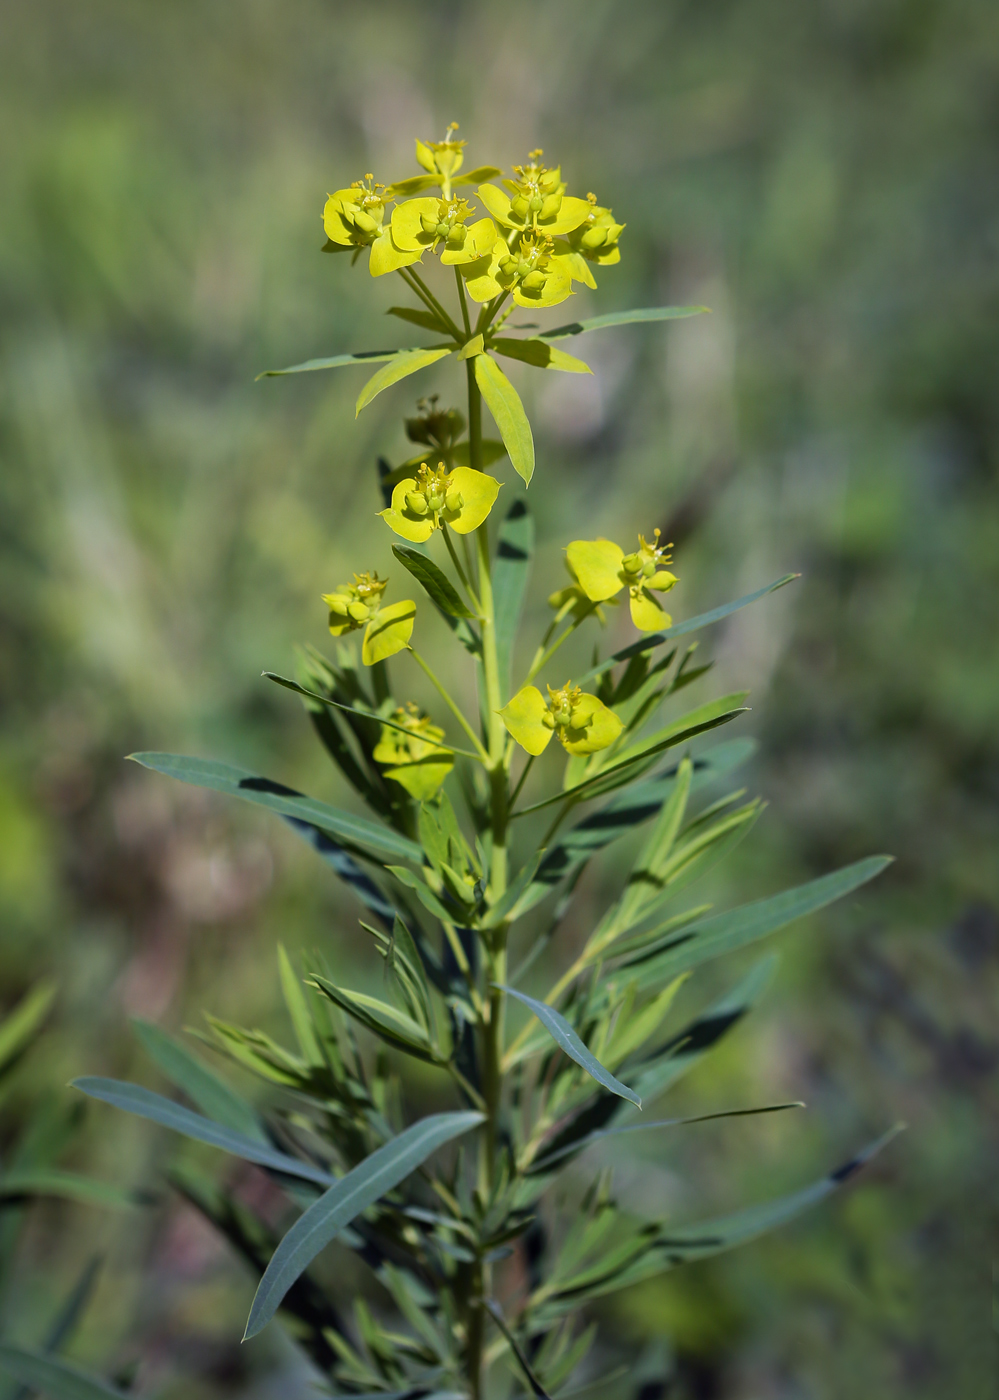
[[322, 176, 422, 279], [462, 232, 573, 308], [563, 530, 678, 633], [373, 704, 454, 799], [379, 463, 500, 543], [477, 150, 591, 238], [554, 194, 626, 289], [499, 682, 622, 757], [321, 573, 416, 666], [391, 197, 496, 266]]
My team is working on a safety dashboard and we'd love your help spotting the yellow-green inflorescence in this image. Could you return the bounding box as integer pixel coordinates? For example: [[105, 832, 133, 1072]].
[[499, 680, 623, 757], [551, 528, 678, 631], [380, 461, 500, 543], [373, 703, 454, 799], [321, 572, 416, 666]]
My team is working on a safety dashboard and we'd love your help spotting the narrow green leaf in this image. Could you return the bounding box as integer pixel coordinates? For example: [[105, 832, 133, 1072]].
[[128, 753, 422, 863], [498, 987, 641, 1108], [132, 1018, 266, 1141], [277, 946, 324, 1066], [474, 354, 535, 485], [480, 850, 545, 928], [309, 978, 437, 1062], [356, 347, 454, 416], [391, 544, 475, 618], [0, 980, 56, 1074], [0, 1170, 135, 1209], [540, 306, 709, 340], [244, 1111, 484, 1338], [457, 333, 484, 360], [385, 865, 455, 923], [72, 1078, 333, 1187], [0, 1347, 128, 1400], [576, 576, 800, 687], [256, 348, 401, 380], [629, 856, 894, 988], [490, 337, 591, 374], [604, 693, 749, 781], [386, 305, 449, 334], [484, 1299, 553, 1399], [493, 500, 534, 698]]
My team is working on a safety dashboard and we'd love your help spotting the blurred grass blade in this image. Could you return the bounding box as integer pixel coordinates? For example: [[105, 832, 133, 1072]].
[[576, 576, 800, 687], [355, 347, 454, 415], [0, 1170, 134, 1209], [72, 1078, 333, 1186], [540, 306, 709, 339], [0, 981, 56, 1075], [0, 1347, 127, 1400], [128, 753, 422, 863], [474, 353, 535, 485], [244, 1111, 484, 1339], [132, 1019, 266, 1140], [627, 855, 894, 987], [392, 545, 476, 618], [498, 987, 641, 1108], [493, 500, 534, 698], [256, 348, 402, 379]]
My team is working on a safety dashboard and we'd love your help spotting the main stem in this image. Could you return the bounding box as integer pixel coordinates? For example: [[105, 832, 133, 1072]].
[[465, 351, 509, 1400]]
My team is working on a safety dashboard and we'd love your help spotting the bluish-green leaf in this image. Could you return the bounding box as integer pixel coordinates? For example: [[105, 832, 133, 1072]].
[[132, 1018, 266, 1141], [0, 1347, 127, 1400], [474, 354, 535, 485], [576, 576, 800, 687], [128, 753, 422, 863], [498, 987, 641, 1108], [628, 856, 893, 988], [244, 1111, 484, 1338], [493, 500, 534, 698], [356, 347, 454, 416], [72, 1078, 334, 1187], [392, 544, 475, 618], [256, 348, 401, 380], [540, 306, 709, 340]]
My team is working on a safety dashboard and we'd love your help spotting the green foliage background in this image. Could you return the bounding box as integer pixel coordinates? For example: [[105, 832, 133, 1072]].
[[0, 1, 996, 1396]]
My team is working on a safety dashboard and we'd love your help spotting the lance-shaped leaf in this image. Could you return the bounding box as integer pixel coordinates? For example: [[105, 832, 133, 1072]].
[[281, 819, 398, 929], [576, 576, 799, 687], [386, 865, 455, 923], [391, 544, 475, 618], [356, 347, 454, 415], [539, 306, 709, 340], [537, 1125, 904, 1315], [129, 754, 422, 864], [386, 305, 450, 334], [490, 337, 591, 374], [256, 348, 403, 380], [132, 1018, 266, 1141], [625, 855, 893, 989], [497, 987, 641, 1109], [0, 1169, 135, 1209], [244, 1110, 484, 1339], [475, 353, 535, 485], [0, 1346, 129, 1400], [72, 1078, 334, 1187], [493, 500, 534, 697], [309, 977, 439, 1063]]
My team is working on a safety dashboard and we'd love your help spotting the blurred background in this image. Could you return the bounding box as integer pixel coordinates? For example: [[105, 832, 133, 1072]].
[[1, 1, 997, 1396]]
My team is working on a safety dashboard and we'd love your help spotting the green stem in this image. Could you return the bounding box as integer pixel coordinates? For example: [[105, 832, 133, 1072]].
[[397, 267, 458, 338], [455, 266, 472, 336], [442, 523, 481, 611], [466, 361, 483, 473], [408, 647, 490, 762], [508, 754, 535, 809], [524, 609, 595, 684], [407, 267, 465, 341]]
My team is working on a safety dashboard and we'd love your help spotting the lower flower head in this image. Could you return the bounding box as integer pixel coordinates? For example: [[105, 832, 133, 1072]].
[[373, 703, 454, 799], [379, 462, 500, 543], [562, 530, 678, 632], [499, 681, 623, 757], [321, 572, 415, 666]]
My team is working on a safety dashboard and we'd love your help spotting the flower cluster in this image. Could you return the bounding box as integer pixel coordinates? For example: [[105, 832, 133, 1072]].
[[322, 572, 415, 665], [499, 680, 622, 756], [373, 704, 454, 799], [551, 529, 678, 631], [322, 128, 624, 305]]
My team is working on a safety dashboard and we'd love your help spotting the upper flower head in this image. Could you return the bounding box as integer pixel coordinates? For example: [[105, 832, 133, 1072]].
[[499, 680, 623, 756], [417, 123, 467, 181], [555, 191, 627, 289], [373, 702, 454, 799], [322, 173, 422, 278], [477, 151, 590, 239], [379, 462, 501, 543], [391, 195, 496, 266], [561, 529, 678, 632], [321, 571, 416, 665], [461, 230, 573, 308]]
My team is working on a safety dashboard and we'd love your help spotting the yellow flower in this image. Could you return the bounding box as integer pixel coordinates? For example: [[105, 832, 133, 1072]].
[[476, 151, 591, 239], [373, 703, 454, 799], [389, 125, 502, 200], [379, 462, 501, 543], [563, 529, 678, 632], [499, 681, 623, 756], [391, 196, 496, 266], [462, 232, 572, 308], [555, 192, 626, 289], [322, 174, 422, 278], [321, 572, 416, 665]]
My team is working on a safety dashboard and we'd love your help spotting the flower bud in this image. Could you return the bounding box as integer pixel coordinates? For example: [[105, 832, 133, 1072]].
[[540, 193, 563, 220], [420, 212, 439, 234], [347, 601, 370, 622], [516, 260, 532, 278], [529, 194, 543, 213], [352, 209, 379, 235], [521, 270, 548, 290], [511, 195, 530, 220], [327, 596, 350, 617], [446, 225, 467, 247], [444, 488, 464, 512], [620, 551, 643, 576], [580, 225, 607, 250], [499, 255, 518, 274], [405, 492, 429, 516]]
